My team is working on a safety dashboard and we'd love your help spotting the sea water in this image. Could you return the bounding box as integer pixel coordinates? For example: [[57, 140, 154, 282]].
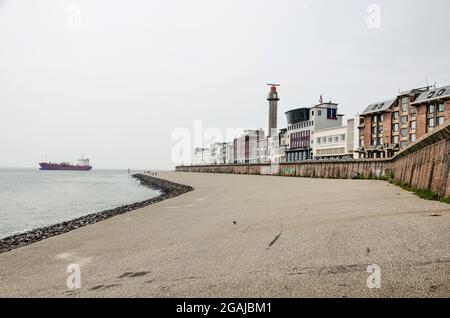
[[0, 168, 160, 238]]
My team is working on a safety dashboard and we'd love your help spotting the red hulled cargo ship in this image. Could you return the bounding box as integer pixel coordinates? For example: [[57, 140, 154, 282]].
[[39, 158, 92, 171]]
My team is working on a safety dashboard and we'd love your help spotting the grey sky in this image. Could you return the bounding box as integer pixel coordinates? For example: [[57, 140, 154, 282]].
[[1, 0, 449, 169]]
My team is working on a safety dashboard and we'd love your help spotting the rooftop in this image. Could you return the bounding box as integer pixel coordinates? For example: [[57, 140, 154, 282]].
[[411, 85, 450, 105], [361, 98, 397, 115]]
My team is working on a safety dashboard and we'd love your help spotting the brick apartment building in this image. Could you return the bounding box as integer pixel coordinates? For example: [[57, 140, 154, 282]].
[[358, 85, 450, 158]]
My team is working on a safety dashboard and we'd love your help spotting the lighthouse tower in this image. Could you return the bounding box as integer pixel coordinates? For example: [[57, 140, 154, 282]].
[[267, 84, 280, 137]]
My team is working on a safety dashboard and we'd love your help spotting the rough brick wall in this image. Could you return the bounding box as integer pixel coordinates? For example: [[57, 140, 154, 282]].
[[364, 116, 372, 149], [445, 100, 450, 121], [176, 160, 388, 180], [177, 121, 450, 199], [416, 104, 428, 138], [383, 112, 392, 144]]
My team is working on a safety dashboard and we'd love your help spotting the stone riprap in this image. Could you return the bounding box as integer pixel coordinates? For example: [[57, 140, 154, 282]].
[[0, 174, 193, 254]]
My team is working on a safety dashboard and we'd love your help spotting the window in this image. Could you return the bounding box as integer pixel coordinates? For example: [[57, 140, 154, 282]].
[[379, 114, 384, 122], [378, 103, 384, 109], [334, 136, 339, 142], [429, 105, 435, 114], [438, 103, 445, 112], [392, 112, 399, 120], [428, 91, 435, 99], [312, 111, 314, 116], [318, 110, 322, 116], [392, 135, 399, 144], [410, 106, 416, 116], [428, 118, 435, 128], [410, 121, 416, 130], [401, 116, 408, 125], [327, 108, 337, 119], [321, 137, 326, 143], [378, 137, 383, 145], [373, 115, 378, 123], [400, 128, 407, 137], [378, 126, 383, 133], [401, 97, 408, 112], [372, 104, 378, 110], [327, 137, 333, 143], [410, 134, 416, 142], [437, 117, 445, 126], [400, 141, 407, 148], [316, 138, 321, 144], [437, 89, 445, 96], [392, 123, 399, 132], [371, 127, 377, 135], [371, 139, 376, 146], [341, 134, 346, 141]]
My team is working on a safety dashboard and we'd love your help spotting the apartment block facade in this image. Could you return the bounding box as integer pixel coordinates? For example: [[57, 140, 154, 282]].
[[233, 129, 267, 164], [358, 85, 450, 158], [285, 102, 343, 162], [192, 147, 210, 165], [312, 117, 359, 160]]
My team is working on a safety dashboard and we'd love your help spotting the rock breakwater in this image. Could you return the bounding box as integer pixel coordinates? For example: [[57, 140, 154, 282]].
[[0, 174, 194, 254]]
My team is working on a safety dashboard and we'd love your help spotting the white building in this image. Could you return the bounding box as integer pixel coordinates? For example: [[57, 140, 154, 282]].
[[192, 147, 210, 165], [234, 129, 266, 164], [266, 128, 288, 163], [347, 116, 361, 159], [285, 102, 343, 162], [312, 116, 361, 160], [210, 142, 227, 164], [313, 126, 348, 159], [225, 142, 235, 164]]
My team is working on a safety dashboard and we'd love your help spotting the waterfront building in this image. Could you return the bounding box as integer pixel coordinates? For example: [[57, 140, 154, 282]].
[[266, 128, 288, 163], [312, 117, 359, 160], [210, 142, 227, 164], [411, 85, 450, 137], [346, 116, 362, 159], [285, 102, 343, 162], [358, 85, 450, 158], [225, 142, 235, 164], [233, 129, 266, 164], [193, 147, 210, 165]]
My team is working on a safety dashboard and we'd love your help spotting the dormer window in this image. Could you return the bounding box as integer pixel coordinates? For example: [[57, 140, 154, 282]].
[[437, 89, 445, 96], [428, 91, 435, 99]]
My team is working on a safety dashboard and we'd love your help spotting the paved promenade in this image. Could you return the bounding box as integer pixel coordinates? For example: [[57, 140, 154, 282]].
[[1, 172, 449, 297]]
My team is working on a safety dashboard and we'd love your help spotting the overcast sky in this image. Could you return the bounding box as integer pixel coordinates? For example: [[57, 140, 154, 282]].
[[1, 0, 449, 169]]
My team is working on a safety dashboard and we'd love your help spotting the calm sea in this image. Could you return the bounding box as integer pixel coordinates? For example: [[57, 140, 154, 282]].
[[0, 169, 160, 238]]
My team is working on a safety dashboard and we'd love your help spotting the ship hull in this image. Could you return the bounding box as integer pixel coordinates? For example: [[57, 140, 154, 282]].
[[39, 163, 92, 171]]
